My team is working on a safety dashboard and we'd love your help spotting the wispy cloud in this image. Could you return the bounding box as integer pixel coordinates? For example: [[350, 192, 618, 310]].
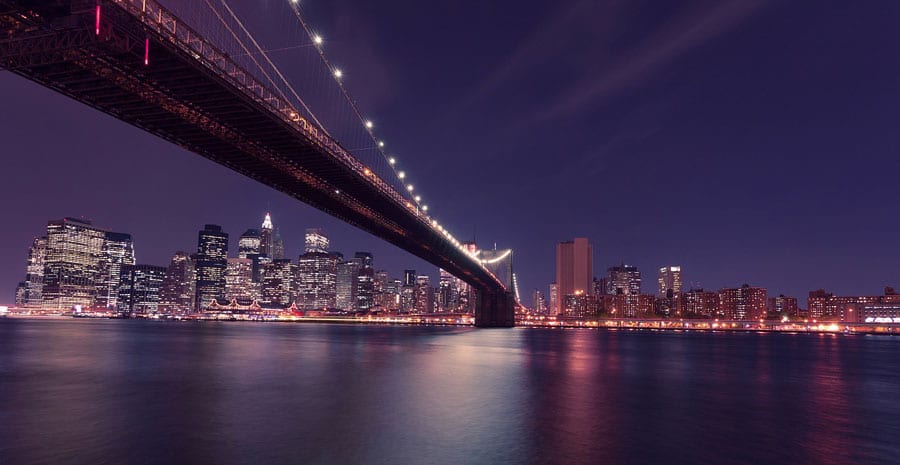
[[536, 0, 770, 121]]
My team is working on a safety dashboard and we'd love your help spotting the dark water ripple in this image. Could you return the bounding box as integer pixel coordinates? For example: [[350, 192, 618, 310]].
[[1, 319, 898, 465]]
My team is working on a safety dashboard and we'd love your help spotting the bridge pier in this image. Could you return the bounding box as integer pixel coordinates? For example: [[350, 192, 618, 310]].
[[474, 291, 516, 328]]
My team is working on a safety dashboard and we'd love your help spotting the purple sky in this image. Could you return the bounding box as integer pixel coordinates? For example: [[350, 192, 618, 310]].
[[2, 0, 900, 305]]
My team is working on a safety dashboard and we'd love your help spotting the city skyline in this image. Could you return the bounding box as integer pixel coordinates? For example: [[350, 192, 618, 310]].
[[2, 1, 900, 308]]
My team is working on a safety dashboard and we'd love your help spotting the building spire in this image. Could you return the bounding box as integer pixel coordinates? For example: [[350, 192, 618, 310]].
[[262, 212, 273, 230]]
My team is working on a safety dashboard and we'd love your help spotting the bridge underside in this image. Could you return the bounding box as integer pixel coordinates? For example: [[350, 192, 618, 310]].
[[0, 0, 513, 326], [474, 291, 515, 328]]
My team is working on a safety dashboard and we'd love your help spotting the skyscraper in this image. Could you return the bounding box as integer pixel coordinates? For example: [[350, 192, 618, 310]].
[[23, 236, 47, 308], [41, 218, 107, 310], [414, 275, 432, 314], [297, 230, 336, 310], [159, 251, 195, 314], [657, 266, 683, 297], [305, 228, 329, 254], [549, 283, 559, 316], [118, 264, 166, 315], [437, 269, 459, 313], [606, 264, 641, 295], [225, 258, 256, 302], [555, 238, 593, 313], [96, 231, 135, 310], [238, 229, 261, 259], [532, 289, 546, 315], [195, 224, 228, 309], [355, 252, 374, 311], [260, 213, 274, 257], [336, 257, 361, 310], [260, 258, 296, 307]]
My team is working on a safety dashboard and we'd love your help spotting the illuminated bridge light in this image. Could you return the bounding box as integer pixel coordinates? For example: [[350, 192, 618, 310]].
[[422, 205, 428, 211], [398, 171, 405, 179], [333, 69, 343, 79], [388, 157, 396, 165], [313, 34, 322, 44], [414, 195, 420, 202], [378, 141, 384, 147], [406, 184, 414, 192], [364, 120, 373, 129]]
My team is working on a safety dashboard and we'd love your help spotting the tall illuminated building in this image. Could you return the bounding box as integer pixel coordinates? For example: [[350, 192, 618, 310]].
[[355, 252, 374, 311], [23, 236, 47, 308], [297, 229, 336, 309], [96, 231, 135, 310], [414, 275, 432, 314], [305, 228, 329, 254], [657, 266, 683, 297], [260, 259, 296, 307], [606, 264, 641, 295], [336, 257, 361, 310], [532, 290, 546, 315], [238, 229, 261, 258], [118, 264, 166, 315], [260, 213, 274, 257], [41, 218, 107, 311], [437, 269, 459, 313], [159, 251, 195, 314], [400, 270, 416, 312], [225, 258, 256, 302], [555, 238, 593, 313], [195, 224, 228, 309], [549, 283, 559, 316]]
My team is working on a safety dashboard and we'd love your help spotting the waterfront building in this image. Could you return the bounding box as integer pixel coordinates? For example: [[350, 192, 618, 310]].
[[562, 291, 598, 318], [41, 218, 107, 311], [14, 282, 26, 306], [238, 229, 261, 258], [610, 293, 655, 318], [682, 288, 720, 318], [225, 258, 256, 302], [719, 284, 767, 320], [555, 238, 593, 313], [195, 224, 228, 309], [767, 295, 799, 317], [159, 251, 196, 314], [95, 231, 135, 310], [118, 264, 166, 315], [808, 288, 888, 322]]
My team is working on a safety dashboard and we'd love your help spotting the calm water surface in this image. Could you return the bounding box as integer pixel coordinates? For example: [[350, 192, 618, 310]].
[[1, 319, 898, 465]]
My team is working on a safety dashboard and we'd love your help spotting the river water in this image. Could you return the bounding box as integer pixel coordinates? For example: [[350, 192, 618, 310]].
[[1, 319, 898, 465]]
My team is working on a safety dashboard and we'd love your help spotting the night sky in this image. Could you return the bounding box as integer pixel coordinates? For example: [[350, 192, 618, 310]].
[[2, 0, 900, 305]]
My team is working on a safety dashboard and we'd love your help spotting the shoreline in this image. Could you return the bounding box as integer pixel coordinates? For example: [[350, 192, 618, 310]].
[[2, 313, 897, 335]]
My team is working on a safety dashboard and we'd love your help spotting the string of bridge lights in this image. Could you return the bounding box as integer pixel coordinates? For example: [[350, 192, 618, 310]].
[[283, 0, 476, 259]]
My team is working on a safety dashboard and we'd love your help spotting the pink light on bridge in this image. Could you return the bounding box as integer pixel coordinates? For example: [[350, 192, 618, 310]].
[[144, 38, 149, 65], [95, 3, 100, 35]]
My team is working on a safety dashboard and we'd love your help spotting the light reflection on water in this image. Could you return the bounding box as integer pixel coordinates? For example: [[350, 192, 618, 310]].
[[1, 319, 898, 465]]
